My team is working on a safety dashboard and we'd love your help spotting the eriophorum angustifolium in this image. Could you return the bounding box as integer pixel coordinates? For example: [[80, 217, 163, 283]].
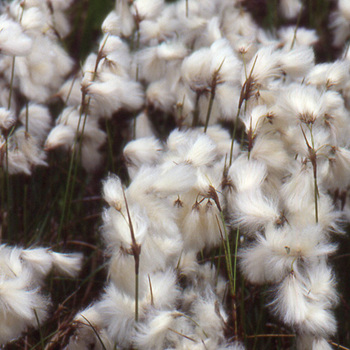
[[1, 0, 350, 348]]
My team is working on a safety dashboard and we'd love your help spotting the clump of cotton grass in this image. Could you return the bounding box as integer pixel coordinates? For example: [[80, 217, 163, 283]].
[[65, 126, 244, 349], [0, 1, 73, 175], [47, 28, 145, 171], [330, 0, 350, 48], [2, 0, 350, 347], [0, 245, 82, 345], [43, 0, 320, 172], [56, 0, 350, 348], [225, 37, 350, 349]]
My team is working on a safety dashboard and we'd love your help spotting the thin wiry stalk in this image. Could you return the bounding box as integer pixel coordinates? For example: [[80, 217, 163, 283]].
[[167, 328, 196, 342], [290, 5, 303, 50], [328, 341, 350, 350], [59, 34, 111, 241], [314, 175, 319, 223], [203, 90, 215, 133], [122, 188, 141, 322], [233, 226, 240, 296], [301, 125, 319, 223], [148, 274, 154, 306], [241, 51, 247, 80], [192, 92, 201, 127], [214, 244, 222, 286], [240, 275, 246, 344], [78, 32, 110, 157], [216, 213, 238, 338], [135, 268, 139, 322], [8, 56, 16, 110], [309, 126, 319, 224], [248, 334, 296, 339], [64, 75, 77, 106], [209, 183, 239, 338], [133, 112, 137, 140], [33, 309, 45, 350], [81, 315, 107, 350], [30, 330, 59, 350], [58, 88, 89, 242], [230, 55, 258, 165], [57, 141, 77, 243], [204, 59, 224, 133], [25, 101, 29, 135], [229, 106, 241, 166], [176, 312, 209, 339]]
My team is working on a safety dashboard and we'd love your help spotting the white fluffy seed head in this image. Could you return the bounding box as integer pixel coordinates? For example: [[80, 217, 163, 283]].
[[44, 123, 75, 150], [270, 270, 309, 325], [50, 252, 83, 278], [124, 137, 162, 178], [278, 46, 315, 78], [229, 156, 267, 192], [244, 45, 281, 86], [230, 188, 280, 231], [102, 11, 121, 35], [102, 174, 124, 210], [0, 15, 32, 56], [0, 107, 16, 130], [97, 283, 136, 347], [279, 0, 302, 19], [181, 47, 212, 91], [134, 310, 176, 350], [20, 247, 53, 281], [306, 61, 350, 90], [19, 104, 51, 143]]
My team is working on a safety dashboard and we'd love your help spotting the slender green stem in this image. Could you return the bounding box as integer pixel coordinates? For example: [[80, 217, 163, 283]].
[[122, 188, 140, 323], [64, 75, 77, 106], [219, 212, 234, 295], [214, 245, 222, 286], [308, 125, 319, 224], [25, 101, 29, 135], [57, 144, 76, 243], [219, 211, 238, 338], [233, 226, 240, 295], [290, 5, 303, 50], [81, 315, 107, 350], [33, 309, 45, 350], [61, 33, 110, 240], [204, 59, 224, 132], [229, 106, 241, 166], [204, 89, 215, 133], [241, 52, 247, 80], [192, 92, 200, 127], [135, 271, 139, 322], [176, 312, 209, 339], [314, 175, 319, 223], [29, 330, 60, 350], [8, 56, 16, 110]]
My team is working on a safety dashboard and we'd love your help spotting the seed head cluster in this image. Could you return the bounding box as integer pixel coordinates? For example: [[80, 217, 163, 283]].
[[1, 0, 350, 349]]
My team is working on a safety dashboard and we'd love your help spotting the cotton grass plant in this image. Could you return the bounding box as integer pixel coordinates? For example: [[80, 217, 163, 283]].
[[1, 0, 350, 349]]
